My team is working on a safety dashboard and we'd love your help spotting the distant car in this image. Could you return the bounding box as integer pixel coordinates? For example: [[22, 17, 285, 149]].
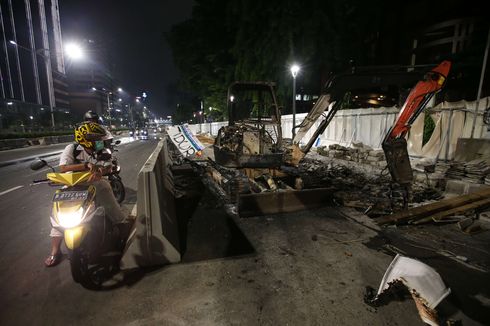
[[140, 129, 149, 139], [129, 128, 140, 137]]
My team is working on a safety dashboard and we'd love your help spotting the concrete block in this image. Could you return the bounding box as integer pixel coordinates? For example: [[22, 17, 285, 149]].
[[444, 179, 490, 196], [369, 150, 385, 157], [367, 156, 383, 162]]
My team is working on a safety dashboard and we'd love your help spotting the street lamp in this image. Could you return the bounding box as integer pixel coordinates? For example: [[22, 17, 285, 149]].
[[65, 43, 84, 60], [290, 64, 300, 139]]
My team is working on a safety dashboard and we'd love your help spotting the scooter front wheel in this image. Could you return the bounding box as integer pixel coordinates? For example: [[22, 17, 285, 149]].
[[70, 249, 87, 284]]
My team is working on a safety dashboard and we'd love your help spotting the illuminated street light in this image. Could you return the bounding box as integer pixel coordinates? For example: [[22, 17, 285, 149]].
[[117, 87, 123, 92], [118, 98, 122, 102], [65, 43, 84, 60], [290, 64, 300, 78], [9, 40, 16, 45], [91, 87, 97, 91], [230, 95, 235, 102], [290, 63, 300, 139], [7, 102, 13, 105], [29, 116, 33, 120]]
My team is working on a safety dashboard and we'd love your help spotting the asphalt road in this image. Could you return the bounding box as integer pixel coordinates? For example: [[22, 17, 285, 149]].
[[0, 138, 158, 325]]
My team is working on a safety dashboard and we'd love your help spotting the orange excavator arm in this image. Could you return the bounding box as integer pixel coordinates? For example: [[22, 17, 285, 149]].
[[385, 61, 451, 140], [382, 61, 451, 186]]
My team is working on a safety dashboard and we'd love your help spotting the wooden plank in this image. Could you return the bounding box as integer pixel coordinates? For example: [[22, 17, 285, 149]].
[[375, 187, 490, 225], [432, 198, 490, 222], [412, 197, 490, 225]]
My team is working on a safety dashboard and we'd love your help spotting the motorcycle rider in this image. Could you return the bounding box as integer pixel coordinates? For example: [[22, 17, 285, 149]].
[[44, 122, 132, 267], [83, 109, 115, 149], [84, 110, 102, 124]]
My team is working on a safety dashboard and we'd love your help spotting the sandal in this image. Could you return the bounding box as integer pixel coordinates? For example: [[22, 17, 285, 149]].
[[44, 253, 62, 267]]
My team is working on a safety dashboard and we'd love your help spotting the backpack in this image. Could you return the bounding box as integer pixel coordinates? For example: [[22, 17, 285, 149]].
[[71, 143, 83, 164]]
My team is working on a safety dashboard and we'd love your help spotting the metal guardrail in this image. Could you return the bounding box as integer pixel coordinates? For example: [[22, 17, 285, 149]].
[[121, 136, 181, 269]]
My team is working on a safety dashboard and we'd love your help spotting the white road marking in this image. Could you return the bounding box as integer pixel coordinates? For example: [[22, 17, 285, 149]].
[[0, 185, 24, 197]]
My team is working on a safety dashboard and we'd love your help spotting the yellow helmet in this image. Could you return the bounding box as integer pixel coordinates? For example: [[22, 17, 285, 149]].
[[74, 122, 107, 150]]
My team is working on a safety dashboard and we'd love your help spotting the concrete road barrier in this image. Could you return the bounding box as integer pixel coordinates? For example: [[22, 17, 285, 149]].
[[0, 138, 29, 150], [121, 136, 181, 269]]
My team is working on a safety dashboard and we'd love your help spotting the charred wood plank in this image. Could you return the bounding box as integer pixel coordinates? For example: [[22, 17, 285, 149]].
[[375, 187, 490, 225]]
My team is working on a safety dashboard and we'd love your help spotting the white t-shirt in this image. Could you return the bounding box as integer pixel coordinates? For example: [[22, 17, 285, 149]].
[[59, 143, 97, 166]]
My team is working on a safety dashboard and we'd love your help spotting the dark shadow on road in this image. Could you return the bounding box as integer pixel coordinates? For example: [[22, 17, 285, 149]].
[[123, 186, 137, 205], [180, 190, 255, 263]]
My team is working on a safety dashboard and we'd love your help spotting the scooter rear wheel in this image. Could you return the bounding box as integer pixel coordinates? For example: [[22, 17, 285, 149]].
[[110, 177, 126, 204]]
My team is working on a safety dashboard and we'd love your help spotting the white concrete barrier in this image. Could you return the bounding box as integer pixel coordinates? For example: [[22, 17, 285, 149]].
[[121, 137, 181, 269]]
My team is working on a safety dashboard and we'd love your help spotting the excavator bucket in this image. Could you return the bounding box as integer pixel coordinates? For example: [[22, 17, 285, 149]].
[[382, 138, 413, 185]]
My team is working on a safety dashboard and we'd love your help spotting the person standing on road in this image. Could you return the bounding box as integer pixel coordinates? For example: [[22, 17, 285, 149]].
[[44, 122, 132, 267]]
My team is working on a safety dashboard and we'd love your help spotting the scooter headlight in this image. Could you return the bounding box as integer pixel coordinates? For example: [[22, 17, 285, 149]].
[[58, 207, 84, 228]]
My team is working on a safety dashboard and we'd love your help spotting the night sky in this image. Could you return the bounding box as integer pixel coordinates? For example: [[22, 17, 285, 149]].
[[60, 0, 195, 117]]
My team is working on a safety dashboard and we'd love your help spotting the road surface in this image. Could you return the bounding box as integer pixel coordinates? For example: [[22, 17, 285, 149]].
[[0, 138, 158, 325]]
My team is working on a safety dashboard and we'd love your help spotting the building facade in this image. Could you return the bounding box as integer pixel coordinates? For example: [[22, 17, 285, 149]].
[[66, 38, 114, 121], [0, 0, 70, 130]]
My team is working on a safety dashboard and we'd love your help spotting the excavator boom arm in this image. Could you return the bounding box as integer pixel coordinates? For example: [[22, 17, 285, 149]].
[[382, 61, 451, 185]]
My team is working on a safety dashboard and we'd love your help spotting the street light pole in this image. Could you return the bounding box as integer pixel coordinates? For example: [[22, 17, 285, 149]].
[[290, 64, 300, 139], [106, 92, 111, 127], [129, 104, 134, 128]]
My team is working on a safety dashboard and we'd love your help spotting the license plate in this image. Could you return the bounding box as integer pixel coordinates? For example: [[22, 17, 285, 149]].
[[53, 191, 89, 202]]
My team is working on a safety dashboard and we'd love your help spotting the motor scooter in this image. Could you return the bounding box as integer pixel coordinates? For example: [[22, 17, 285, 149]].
[[31, 159, 127, 288]]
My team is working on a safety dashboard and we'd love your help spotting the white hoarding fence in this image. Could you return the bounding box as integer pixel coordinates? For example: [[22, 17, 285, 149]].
[[187, 97, 490, 158]]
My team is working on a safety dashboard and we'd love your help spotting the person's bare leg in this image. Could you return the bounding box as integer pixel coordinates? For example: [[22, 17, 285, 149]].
[[50, 237, 63, 255], [45, 236, 63, 267]]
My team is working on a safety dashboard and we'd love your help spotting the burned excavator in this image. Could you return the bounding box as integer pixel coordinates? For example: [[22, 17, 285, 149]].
[[214, 81, 284, 168], [209, 62, 451, 216], [215, 61, 451, 184], [290, 61, 452, 206]]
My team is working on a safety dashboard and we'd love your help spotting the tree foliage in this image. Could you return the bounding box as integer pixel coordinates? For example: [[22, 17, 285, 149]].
[[167, 0, 385, 119], [166, 0, 483, 120]]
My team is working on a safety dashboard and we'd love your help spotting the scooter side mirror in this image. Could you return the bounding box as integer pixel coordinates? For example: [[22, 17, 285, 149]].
[[30, 159, 47, 171], [115, 140, 121, 145]]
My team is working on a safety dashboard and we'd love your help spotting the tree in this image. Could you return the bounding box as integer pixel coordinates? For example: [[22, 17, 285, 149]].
[[166, 0, 484, 121]]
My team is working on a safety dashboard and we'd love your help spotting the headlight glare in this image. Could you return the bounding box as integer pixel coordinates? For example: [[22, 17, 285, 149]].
[[58, 207, 84, 228]]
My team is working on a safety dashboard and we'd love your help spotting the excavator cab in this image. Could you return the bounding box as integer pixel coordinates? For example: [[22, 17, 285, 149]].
[[214, 81, 284, 168]]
